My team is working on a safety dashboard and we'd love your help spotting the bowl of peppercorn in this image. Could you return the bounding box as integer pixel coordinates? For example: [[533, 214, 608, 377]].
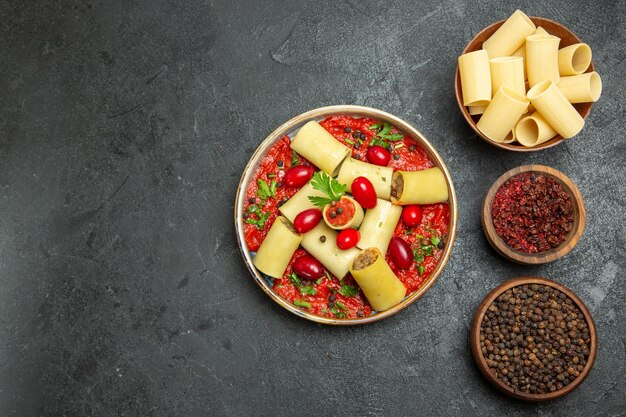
[[470, 276, 597, 401], [482, 165, 586, 264]]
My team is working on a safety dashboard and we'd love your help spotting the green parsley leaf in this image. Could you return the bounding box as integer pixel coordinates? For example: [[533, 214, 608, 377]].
[[378, 122, 392, 137], [256, 212, 270, 228], [335, 301, 347, 311], [294, 299, 311, 309], [345, 139, 355, 145], [422, 245, 434, 256], [245, 218, 258, 225], [257, 179, 277, 201], [415, 234, 425, 239], [403, 228, 413, 235], [340, 284, 358, 297], [307, 171, 347, 207], [288, 272, 302, 286], [299, 285, 317, 296], [247, 205, 258, 213], [368, 123, 381, 130], [412, 247, 425, 264], [315, 277, 324, 285], [291, 150, 299, 167], [417, 265, 425, 276], [267, 173, 276, 179], [430, 236, 441, 246], [379, 133, 404, 141]]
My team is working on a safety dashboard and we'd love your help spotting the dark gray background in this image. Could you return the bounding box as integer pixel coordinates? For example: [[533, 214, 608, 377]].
[[1, 0, 624, 415]]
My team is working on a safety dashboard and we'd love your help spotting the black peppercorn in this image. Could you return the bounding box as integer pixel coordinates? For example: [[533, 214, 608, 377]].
[[479, 284, 590, 394]]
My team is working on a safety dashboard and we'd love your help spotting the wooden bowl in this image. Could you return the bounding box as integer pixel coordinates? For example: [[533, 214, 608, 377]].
[[234, 105, 458, 325], [470, 276, 598, 401], [455, 17, 595, 151], [482, 165, 585, 264]]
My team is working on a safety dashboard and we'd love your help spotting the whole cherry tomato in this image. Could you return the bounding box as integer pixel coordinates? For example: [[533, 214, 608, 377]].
[[336, 229, 360, 250], [388, 237, 413, 269], [351, 176, 377, 209], [402, 205, 423, 227], [292, 255, 324, 280], [366, 145, 391, 166], [293, 208, 322, 233], [284, 166, 315, 188]]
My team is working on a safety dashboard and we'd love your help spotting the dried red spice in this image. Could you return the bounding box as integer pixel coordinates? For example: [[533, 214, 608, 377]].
[[491, 172, 574, 254]]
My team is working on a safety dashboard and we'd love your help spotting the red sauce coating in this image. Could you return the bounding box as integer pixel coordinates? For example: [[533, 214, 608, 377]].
[[325, 197, 356, 227], [243, 116, 449, 318]]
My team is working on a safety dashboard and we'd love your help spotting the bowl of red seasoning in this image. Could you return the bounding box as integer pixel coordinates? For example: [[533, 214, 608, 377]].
[[482, 165, 585, 264], [470, 276, 597, 401]]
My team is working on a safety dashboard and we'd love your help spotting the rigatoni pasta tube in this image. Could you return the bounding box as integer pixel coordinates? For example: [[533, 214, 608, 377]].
[[482, 10, 536, 58], [349, 248, 406, 312], [512, 26, 548, 59], [526, 34, 561, 87], [300, 222, 360, 278], [477, 86, 529, 143], [504, 112, 530, 143], [290, 121, 350, 175], [514, 112, 558, 147], [253, 217, 302, 278], [558, 43, 592, 76], [357, 199, 402, 255], [278, 181, 326, 222], [336, 157, 392, 199], [468, 105, 487, 116], [322, 196, 364, 230], [458, 50, 491, 106], [512, 26, 548, 81], [557, 72, 602, 103], [390, 167, 449, 205], [527, 80, 584, 139], [490, 56, 526, 95]]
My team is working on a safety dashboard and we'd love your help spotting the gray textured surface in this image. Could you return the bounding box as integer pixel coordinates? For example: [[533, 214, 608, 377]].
[[0, 0, 624, 415]]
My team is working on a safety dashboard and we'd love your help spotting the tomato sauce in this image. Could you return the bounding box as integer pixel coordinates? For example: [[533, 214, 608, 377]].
[[325, 197, 356, 227], [243, 116, 449, 318]]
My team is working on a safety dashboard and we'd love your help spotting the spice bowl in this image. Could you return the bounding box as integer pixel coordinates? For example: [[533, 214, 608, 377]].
[[482, 165, 585, 264], [470, 276, 597, 401], [454, 17, 595, 152]]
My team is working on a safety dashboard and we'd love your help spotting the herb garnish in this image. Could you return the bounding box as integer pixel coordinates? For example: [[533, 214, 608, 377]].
[[291, 150, 299, 167], [294, 299, 311, 309], [245, 211, 270, 229], [288, 272, 318, 296], [257, 179, 277, 202], [308, 171, 347, 207], [340, 283, 358, 297], [368, 122, 405, 150], [412, 234, 440, 276], [330, 301, 348, 318]]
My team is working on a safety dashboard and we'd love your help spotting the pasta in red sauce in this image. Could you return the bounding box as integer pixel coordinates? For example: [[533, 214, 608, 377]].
[[243, 116, 449, 318]]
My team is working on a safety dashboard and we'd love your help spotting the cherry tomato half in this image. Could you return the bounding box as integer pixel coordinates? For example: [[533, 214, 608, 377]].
[[336, 229, 360, 250], [351, 176, 377, 209], [388, 237, 413, 269], [366, 145, 391, 166], [402, 205, 423, 227], [292, 255, 324, 280], [293, 208, 322, 233], [284, 166, 315, 188]]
